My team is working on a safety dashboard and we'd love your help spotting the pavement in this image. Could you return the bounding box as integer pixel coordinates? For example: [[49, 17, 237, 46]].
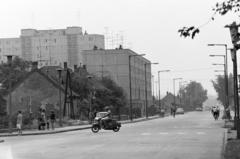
[[222, 120, 240, 159], [0, 114, 161, 137], [0, 111, 226, 159]]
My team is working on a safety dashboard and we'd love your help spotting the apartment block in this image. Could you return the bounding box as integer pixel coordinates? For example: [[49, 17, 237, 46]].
[[82, 49, 153, 116], [0, 27, 105, 67]]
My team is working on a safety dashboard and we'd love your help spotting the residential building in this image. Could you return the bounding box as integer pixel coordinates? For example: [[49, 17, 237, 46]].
[[0, 27, 105, 67], [0, 38, 21, 63], [82, 49, 153, 117]]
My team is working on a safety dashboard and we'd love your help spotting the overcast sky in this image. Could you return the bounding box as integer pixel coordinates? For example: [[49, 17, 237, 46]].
[[0, 0, 238, 96]]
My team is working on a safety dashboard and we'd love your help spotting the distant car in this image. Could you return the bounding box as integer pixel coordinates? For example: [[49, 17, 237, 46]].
[[195, 107, 203, 111], [176, 108, 184, 114]]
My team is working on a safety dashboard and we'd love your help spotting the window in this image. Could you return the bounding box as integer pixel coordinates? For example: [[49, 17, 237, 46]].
[[45, 39, 48, 43], [0, 48, 1, 52], [54, 39, 57, 43]]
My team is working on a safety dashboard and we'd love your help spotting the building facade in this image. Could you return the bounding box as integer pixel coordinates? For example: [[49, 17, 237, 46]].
[[82, 49, 153, 117], [0, 27, 105, 67]]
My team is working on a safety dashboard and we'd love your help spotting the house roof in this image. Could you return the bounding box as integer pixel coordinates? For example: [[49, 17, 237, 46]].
[[3, 68, 79, 97]]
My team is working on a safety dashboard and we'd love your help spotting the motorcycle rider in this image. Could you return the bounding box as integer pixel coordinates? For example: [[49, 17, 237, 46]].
[[211, 106, 220, 120], [101, 109, 112, 128]]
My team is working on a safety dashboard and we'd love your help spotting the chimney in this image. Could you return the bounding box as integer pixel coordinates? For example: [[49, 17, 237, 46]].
[[74, 65, 77, 72], [64, 62, 68, 70], [6, 55, 13, 65], [32, 61, 38, 70]]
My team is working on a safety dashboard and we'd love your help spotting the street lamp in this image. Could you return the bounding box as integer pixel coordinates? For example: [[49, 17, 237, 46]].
[[210, 54, 230, 118], [158, 70, 170, 112], [144, 62, 158, 118], [214, 70, 225, 72], [173, 78, 182, 105], [129, 54, 145, 121], [208, 43, 230, 119], [56, 68, 63, 127], [212, 63, 225, 66], [87, 75, 94, 122], [179, 81, 188, 107]]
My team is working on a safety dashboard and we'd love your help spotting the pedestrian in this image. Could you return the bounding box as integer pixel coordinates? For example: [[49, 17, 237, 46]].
[[41, 110, 46, 130], [46, 116, 50, 130], [16, 110, 23, 135], [50, 111, 56, 130]]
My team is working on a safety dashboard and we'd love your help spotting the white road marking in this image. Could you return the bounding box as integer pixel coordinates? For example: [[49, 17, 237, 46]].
[[159, 132, 169, 135], [196, 132, 206, 135], [141, 133, 151, 136]]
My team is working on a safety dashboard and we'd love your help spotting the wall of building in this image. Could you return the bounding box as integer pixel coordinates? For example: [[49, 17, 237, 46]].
[[0, 38, 21, 63], [82, 49, 153, 116], [0, 27, 105, 68], [5, 71, 65, 118]]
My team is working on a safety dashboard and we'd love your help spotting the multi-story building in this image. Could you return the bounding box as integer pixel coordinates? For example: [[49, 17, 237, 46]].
[[0, 27, 105, 67], [0, 38, 21, 63], [82, 49, 153, 117]]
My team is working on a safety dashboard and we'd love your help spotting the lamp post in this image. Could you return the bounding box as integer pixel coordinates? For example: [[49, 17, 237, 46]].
[[208, 44, 230, 119], [173, 78, 182, 105], [5, 55, 13, 133], [56, 68, 63, 127], [129, 54, 145, 121], [87, 75, 94, 122], [179, 81, 188, 107], [210, 54, 230, 119], [144, 62, 158, 118], [158, 70, 170, 112]]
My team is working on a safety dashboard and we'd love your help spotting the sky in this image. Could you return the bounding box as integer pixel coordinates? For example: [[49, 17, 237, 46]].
[[0, 0, 238, 96]]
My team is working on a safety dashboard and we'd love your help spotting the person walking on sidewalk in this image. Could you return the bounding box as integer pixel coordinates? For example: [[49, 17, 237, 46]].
[[50, 111, 56, 130], [41, 110, 46, 130], [16, 110, 23, 135]]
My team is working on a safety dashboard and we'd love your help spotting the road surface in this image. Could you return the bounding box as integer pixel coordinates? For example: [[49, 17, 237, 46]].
[[0, 111, 226, 159]]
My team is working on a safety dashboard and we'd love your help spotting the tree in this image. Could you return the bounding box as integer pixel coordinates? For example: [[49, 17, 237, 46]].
[[94, 77, 127, 117], [71, 73, 127, 118], [179, 0, 240, 39], [212, 74, 234, 109], [0, 56, 31, 93], [179, 81, 208, 111]]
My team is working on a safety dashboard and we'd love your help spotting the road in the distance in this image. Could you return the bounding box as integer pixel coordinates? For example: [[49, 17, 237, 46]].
[[0, 111, 225, 159]]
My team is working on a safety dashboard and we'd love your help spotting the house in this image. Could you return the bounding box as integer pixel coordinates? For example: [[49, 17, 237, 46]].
[[3, 66, 81, 122]]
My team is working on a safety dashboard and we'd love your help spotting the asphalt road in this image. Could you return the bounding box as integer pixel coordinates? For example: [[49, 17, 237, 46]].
[[0, 111, 226, 159]]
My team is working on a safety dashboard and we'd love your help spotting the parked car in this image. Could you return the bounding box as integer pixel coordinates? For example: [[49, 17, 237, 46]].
[[176, 108, 184, 114], [195, 107, 203, 111]]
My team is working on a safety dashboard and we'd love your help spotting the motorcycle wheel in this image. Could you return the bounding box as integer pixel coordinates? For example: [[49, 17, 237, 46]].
[[113, 126, 120, 132], [91, 125, 100, 133]]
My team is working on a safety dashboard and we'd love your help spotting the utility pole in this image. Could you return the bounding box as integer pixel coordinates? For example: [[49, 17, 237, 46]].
[[144, 62, 158, 118], [158, 70, 170, 114], [226, 22, 240, 139], [57, 68, 63, 127]]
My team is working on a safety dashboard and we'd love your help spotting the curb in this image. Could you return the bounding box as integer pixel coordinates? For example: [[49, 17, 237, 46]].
[[221, 128, 228, 159], [0, 126, 91, 137], [0, 115, 162, 137]]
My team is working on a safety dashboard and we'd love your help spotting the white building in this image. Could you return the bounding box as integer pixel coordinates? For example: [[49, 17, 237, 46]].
[[0, 27, 105, 67]]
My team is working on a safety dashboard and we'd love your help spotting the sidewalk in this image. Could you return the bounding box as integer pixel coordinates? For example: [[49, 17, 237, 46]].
[[222, 120, 240, 159], [0, 115, 162, 137]]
